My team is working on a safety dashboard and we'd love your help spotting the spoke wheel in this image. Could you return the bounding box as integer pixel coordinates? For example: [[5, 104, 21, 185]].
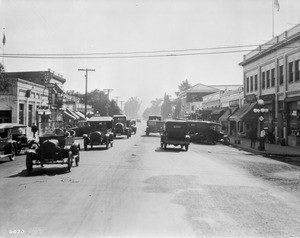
[[26, 154, 33, 175]]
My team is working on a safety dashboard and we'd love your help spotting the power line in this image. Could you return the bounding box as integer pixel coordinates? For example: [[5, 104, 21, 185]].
[[2, 44, 299, 59]]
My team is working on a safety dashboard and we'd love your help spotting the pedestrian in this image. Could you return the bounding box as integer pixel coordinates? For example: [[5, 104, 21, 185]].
[[31, 123, 38, 138], [258, 128, 266, 150], [249, 128, 257, 148]]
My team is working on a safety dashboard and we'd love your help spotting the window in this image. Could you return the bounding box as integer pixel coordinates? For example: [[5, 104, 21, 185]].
[[246, 77, 249, 93], [19, 104, 24, 124], [271, 68, 275, 87], [266, 70, 270, 88], [262, 72, 265, 89], [250, 76, 253, 92], [296, 60, 300, 82], [289, 62, 293, 83], [279, 65, 284, 85], [254, 75, 258, 91]]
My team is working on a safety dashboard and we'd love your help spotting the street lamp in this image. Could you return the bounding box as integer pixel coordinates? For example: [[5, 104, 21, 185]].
[[253, 99, 269, 150]]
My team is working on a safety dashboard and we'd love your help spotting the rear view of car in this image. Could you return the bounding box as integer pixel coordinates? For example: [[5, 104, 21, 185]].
[[145, 115, 165, 136]]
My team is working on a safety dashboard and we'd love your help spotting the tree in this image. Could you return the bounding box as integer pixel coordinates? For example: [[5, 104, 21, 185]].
[[108, 99, 121, 116], [175, 79, 192, 96], [161, 93, 172, 119], [142, 98, 163, 120], [88, 89, 110, 116], [173, 99, 182, 119], [124, 97, 141, 119]]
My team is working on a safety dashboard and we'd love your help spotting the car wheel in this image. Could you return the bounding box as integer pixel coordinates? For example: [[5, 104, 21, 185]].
[[26, 154, 33, 175], [30, 141, 39, 150], [164, 143, 167, 150], [75, 150, 80, 166], [10, 145, 16, 161], [67, 151, 73, 172], [106, 138, 109, 149], [207, 135, 215, 145], [84, 139, 87, 151], [185, 145, 189, 151]]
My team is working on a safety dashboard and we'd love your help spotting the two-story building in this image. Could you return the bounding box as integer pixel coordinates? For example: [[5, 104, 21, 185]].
[[240, 24, 300, 146]]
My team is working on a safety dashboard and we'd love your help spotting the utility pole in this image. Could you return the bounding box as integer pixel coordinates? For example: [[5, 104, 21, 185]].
[[78, 68, 95, 117], [120, 100, 124, 113], [103, 88, 113, 100]]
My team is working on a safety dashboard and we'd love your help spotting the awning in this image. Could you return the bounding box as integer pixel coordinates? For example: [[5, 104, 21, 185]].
[[210, 108, 225, 115], [66, 108, 80, 120], [74, 111, 86, 120], [55, 83, 64, 94], [229, 103, 257, 122], [64, 110, 76, 120], [219, 107, 238, 122]]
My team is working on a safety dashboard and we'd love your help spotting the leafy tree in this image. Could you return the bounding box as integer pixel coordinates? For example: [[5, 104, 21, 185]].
[[161, 93, 172, 119], [124, 97, 141, 119], [173, 99, 182, 119], [142, 98, 163, 120], [175, 79, 191, 96], [108, 99, 121, 116], [88, 89, 110, 116]]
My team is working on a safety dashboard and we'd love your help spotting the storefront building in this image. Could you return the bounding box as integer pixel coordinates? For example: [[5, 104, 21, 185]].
[[240, 24, 300, 146]]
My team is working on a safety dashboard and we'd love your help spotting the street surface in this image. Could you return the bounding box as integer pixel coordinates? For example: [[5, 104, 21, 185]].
[[1, 123, 300, 238]]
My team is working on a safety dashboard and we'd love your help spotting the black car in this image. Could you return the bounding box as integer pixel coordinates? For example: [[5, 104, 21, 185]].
[[83, 116, 114, 150], [112, 115, 131, 139], [188, 120, 229, 145], [25, 123, 80, 175], [160, 120, 190, 151], [145, 115, 165, 136]]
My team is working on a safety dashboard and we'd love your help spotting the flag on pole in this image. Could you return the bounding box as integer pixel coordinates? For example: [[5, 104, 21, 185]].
[[2, 33, 5, 45], [274, 0, 280, 11]]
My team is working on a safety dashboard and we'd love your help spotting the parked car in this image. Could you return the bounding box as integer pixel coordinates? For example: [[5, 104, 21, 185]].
[[68, 121, 90, 137], [160, 120, 190, 151], [112, 115, 131, 138], [145, 115, 165, 136], [188, 120, 229, 145], [25, 123, 80, 175], [0, 123, 23, 161], [83, 116, 114, 150]]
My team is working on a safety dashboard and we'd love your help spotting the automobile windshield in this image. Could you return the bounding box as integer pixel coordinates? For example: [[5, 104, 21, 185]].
[[39, 122, 68, 136]]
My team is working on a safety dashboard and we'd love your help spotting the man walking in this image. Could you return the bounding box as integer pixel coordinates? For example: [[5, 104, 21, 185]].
[[249, 128, 257, 148], [31, 123, 38, 138]]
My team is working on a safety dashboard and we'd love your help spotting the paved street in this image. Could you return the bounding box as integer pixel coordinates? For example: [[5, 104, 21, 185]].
[[1, 123, 300, 238]]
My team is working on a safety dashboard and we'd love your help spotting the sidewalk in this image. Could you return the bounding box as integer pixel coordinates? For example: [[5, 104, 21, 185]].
[[229, 136, 300, 162]]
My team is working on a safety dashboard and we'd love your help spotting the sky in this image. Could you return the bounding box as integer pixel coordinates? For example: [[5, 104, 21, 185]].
[[1, 0, 300, 113]]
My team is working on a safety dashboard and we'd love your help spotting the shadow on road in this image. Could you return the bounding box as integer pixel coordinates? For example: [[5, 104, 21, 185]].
[[141, 134, 161, 138], [7, 166, 73, 178], [155, 147, 184, 153]]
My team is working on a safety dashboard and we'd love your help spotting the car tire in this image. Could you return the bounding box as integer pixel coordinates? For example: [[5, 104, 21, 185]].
[[10, 145, 16, 161], [84, 140, 87, 151], [185, 145, 189, 151], [67, 151, 73, 172], [26, 154, 33, 175], [164, 143, 167, 150]]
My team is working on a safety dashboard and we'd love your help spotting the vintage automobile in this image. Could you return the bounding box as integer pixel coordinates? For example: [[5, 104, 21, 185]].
[[112, 115, 131, 138], [160, 120, 190, 151], [83, 116, 114, 150], [188, 120, 229, 145], [0, 123, 25, 161], [25, 123, 80, 175], [129, 119, 137, 134], [145, 115, 165, 136], [0, 123, 39, 157], [68, 121, 90, 137]]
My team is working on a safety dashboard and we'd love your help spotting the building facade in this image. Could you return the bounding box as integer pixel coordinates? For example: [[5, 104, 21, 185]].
[[240, 24, 300, 146]]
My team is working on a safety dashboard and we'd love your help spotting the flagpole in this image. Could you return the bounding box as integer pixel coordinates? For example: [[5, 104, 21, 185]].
[[272, 0, 275, 38]]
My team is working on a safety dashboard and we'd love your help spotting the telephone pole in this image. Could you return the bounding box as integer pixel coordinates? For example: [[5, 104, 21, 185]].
[[103, 88, 113, 100], [78, 68, 95, 117]]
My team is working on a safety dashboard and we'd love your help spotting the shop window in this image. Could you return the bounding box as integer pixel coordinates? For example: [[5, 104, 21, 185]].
[[19, 103, 24, 125], [295, 59, 300, 82], [266, 70, 270, 88], [271, 68, 275, 87], [254, 75, 258, 91], [250, 76, 253, 92], [262, 72, 265, 89], [289, 62, 293, 83], [279, 65, 284, 85], [246, 77, 249, 93]]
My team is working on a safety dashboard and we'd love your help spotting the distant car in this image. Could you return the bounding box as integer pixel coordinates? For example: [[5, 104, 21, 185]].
[[187, 120, 229, 145], [83, 116, 114, 150], [112, 115, 131, 139], [68, 121, 90, 137], [146, 115, 165, 136], [25, 123, 80, 175], [160, 120, 190, 151]]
